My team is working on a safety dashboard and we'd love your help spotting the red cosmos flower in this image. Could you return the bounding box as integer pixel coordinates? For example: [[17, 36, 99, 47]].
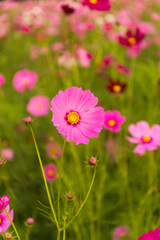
[[106, 79, 127, 94], [61, 4, 75, 15], [118, 28, 145, 47], [82, 0, 111, 11]]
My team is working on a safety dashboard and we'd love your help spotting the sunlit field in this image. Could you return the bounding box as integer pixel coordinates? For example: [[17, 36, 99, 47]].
[[1, 0, 160, 239]]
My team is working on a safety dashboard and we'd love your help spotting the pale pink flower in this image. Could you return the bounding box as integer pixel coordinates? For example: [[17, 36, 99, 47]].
[[0, 196, 10, 213], [0, 205, 13, 234], [112, 226, 129, 240], [44, 163, 57, 182], [104, 110, 126, 132], [46, 142, 62, 159], [51, 87, 104, 145], [0, 74, 5, 87], [127, 121, 160, 155], [13, 70, 38, 93], [76, 46, 92, 68], [27, 95, 50, 117], [0, 148, 14, 161]]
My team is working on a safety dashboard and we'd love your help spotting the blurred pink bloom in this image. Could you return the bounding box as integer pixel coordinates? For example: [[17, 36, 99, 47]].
[[138, 228, 160, 240], [127, 121, 160, 155], [46, 142, 62, 159], [13, 70, 38, 93], [127, 45, 140, 58], [112, 226, 129, 240], [58, 51, 76, 68], [76, 46, 92, 68], [103, 54, 113, 68], [44, 163, 57, 182], [27, 95, 50, 117], [104, 110, 126, 132], [0, 205, 13, 234], [116, 64, 130, 76], [51, 87, 104, 145], [0, 196, 10, 213], [82, 0, 111, 11], [1, 148, 14, 161], [0, 74, 5, 87], [51, 42, 64, 51]]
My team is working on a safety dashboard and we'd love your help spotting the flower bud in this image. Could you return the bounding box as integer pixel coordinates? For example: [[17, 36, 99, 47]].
[[0, 159, 4, 166], [66, 193, 73, 200], [24, 116, 32, 124], [26, 217, 34, 225], [5, 232, 12, 239], [88, 157, 97, 166]]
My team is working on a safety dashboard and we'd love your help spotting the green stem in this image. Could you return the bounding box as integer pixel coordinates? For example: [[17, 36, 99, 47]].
[[29, 125, 59, 228], [4, 208, 21, 240], [25, 228, 30, 240], [62, 166, 96, 230], [57, 229, 61, 240], [57, 137, 67, 224], [63, 228, 66, 240]]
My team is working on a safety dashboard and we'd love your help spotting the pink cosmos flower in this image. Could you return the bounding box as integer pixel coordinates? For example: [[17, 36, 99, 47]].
[[0, 148, 14, 161], [0, 196, 10, 213], [82, 0, 111, 11], [138, 228, 160, 240], [51, 87, 104, 145], [104, 110, 126, 132], [112, 226, 129, 240], [44, 163, 57, 182], [127, 121, 160, 155], [27, 95, 50, 117], [116, 64, 130, 77], [13, 70, 38, 93], [46, 142, 62, 159], [76, 46, 92, 68], [0, 205, 13, 234], [0, 74, 5, 87]]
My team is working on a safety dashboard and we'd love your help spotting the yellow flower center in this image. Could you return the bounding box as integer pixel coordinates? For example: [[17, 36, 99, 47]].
[[37, 103, 42, 109], [0, 218, 1, 224], [67, 112, 79, 125], [128, 37, 136, 45], [89, 0, 97, 4], [48, 169, 54, 177], [108, 120, 116, 126], [113, 85, 121, 93], [143, 135, 151, 143], [50, 148, 57, 155], [23, 78, 29, 86]]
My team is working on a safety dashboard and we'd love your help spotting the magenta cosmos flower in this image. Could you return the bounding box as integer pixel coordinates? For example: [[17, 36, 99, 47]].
[[118, 28, 145, 48], [27, 95, 50, 117], [138, 228, 160, 240], [44, 163, 57, 182], [0, 205, 13, 234], [82, 0, 111, 11], [0, 74, 5, 87], [104, 110, 126, 132], [13, 69, 37, 93], [112, 226, 129, 240], [127, 121, 160, 155], [51, 87, 104, 145], [0, 196, 10, 213]]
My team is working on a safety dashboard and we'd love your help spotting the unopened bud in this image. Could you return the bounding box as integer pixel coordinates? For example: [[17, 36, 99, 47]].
[[88, 157, 97, 166], [24, 116, 32, 124], [66, 193, 73, 200], [0, 160, 4, 166], [26, 217, 34, 225], [5, 232, 12, 239]]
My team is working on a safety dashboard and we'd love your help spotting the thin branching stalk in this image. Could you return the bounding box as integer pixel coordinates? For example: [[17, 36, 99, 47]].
[[5, 208, 21, 240], [29, 125, 59, 228], [62, 166, 97, 230]]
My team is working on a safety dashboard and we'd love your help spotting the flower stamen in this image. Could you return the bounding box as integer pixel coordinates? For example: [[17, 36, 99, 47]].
[[89, 0, 97, 4], [108, 120, 116, 126], [142, 135, 151, 143], [128, 37, 136, 45], [113, 85, 121, 93], [67, 112, 79, 125]]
